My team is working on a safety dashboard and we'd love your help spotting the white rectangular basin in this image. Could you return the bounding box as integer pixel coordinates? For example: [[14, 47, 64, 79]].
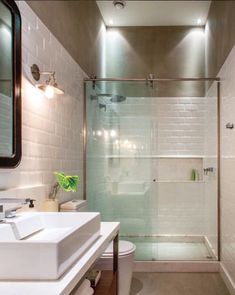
[[0, 212, 100, 280], [0, 224, 16, 241]]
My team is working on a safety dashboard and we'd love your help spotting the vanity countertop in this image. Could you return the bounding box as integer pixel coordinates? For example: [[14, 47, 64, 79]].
[[0, 222, 120, 295]]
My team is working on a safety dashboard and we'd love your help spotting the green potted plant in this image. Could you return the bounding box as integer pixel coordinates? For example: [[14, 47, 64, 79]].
[[43, 172, 79, 212]]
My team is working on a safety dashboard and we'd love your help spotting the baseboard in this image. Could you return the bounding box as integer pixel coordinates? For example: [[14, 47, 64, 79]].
[[220, 263, 235, 295], [134, 261, 220, 272]]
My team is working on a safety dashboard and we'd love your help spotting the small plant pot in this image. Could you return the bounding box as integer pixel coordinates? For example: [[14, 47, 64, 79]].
[[43, 199, 59, 212]]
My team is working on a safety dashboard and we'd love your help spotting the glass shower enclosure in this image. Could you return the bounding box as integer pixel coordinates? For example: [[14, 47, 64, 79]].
[[84, 78, 220, 261]]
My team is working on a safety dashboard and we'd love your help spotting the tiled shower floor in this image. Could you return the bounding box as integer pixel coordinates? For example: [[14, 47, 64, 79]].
[[124, 237, 216, 261]]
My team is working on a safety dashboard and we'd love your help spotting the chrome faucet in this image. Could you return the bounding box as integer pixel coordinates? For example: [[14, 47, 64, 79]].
[[0, 198, 35, 220], [203, 167, 214, 175]]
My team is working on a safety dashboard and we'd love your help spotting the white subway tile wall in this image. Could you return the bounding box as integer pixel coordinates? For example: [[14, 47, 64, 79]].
[[111, 96, 205, 235], [0, 2, 86, 203], [87, 95, 210, 237], [204, 44, 235, 288], [217, 46, 235, 288], [104, 97, 206, 156]]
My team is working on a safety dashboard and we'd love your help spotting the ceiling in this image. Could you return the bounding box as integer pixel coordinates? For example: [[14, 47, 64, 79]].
[[96, 1, 211, 27]]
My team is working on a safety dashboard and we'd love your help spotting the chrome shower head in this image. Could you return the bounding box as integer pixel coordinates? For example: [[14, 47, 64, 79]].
[[110, 94, 126, 103], [90, 93, 126, 103]]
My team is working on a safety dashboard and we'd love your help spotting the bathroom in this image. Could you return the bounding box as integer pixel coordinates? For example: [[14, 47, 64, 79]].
[[0, 0, 234, 294]]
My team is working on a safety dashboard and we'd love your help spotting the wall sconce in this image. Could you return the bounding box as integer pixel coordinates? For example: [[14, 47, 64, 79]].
[[31, 64, 64, 99]]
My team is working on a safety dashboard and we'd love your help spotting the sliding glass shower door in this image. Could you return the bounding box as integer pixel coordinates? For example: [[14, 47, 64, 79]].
[[85, 80, 219, 261], [86, 82, 156, 240]]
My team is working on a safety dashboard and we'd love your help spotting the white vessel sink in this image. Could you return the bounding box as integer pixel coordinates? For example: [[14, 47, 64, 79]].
[[0, 223, 16, 241], [0, 212, 100, 280]]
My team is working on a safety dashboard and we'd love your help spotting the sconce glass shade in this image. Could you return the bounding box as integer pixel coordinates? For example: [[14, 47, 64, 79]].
[[36, 83, 64, 96], [44, 85, 55, 99]]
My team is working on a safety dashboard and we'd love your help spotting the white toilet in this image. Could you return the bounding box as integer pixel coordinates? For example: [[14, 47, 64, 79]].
[[95, 240, 136, 295], [60, 200, 136, 295]]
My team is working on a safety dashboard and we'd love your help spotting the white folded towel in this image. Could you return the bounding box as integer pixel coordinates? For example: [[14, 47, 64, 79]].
[[75, 286, 94, 295], [74, 279, 94, 295]]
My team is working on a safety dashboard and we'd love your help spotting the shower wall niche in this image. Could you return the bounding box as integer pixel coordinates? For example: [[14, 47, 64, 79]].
[[85, 81, 218, 261]]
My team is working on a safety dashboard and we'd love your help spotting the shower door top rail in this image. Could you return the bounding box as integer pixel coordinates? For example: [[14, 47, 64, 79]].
[[84, 77, 220, 82]]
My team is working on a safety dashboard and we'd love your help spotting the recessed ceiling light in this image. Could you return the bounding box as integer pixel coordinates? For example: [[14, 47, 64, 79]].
[[113, 0, 126, 10], [197, 18, 202, 25], [109, 19, 114, 25]]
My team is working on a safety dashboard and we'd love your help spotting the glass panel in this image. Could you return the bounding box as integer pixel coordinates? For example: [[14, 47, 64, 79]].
[[86, 80, 218, 261], [86, 82, 155, 255]]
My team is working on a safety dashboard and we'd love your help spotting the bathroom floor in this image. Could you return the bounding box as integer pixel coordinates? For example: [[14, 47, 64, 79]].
[[130, 273, 230, 295], [125, 237, 216, 261]]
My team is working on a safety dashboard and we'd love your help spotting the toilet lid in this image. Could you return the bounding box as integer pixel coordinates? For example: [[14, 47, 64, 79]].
[[102, 240, 136, 257]]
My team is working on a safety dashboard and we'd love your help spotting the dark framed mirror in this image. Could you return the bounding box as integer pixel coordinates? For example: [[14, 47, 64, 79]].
[[0, 0, 21, 168]]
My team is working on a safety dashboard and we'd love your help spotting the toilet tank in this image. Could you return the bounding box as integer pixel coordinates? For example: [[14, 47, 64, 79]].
[[60, 200, 87, 212]]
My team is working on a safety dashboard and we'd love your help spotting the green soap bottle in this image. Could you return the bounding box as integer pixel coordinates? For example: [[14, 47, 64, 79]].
[[191, 169, 196, 181]]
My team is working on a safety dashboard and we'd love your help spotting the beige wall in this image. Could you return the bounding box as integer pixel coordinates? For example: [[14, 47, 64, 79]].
[[27, 0, 105, 76], [26, 2, 206, 96], [105, 26, 205, 96], [206, 0, 235, 78]]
